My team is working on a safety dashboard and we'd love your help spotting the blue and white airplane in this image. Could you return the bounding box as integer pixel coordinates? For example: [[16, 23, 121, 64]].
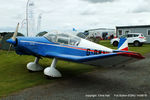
[[7, 23, 144, 78]]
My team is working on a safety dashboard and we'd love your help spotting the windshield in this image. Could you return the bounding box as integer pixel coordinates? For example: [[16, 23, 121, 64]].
[[44, 33, 81, 46]]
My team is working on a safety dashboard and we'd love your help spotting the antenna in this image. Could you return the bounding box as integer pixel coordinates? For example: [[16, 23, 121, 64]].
[[26, 0, 30, 37], [37, 13, 42, 33], [26, 0, 35, 37]]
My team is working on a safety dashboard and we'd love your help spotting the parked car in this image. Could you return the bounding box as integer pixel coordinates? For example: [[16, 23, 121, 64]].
[[111, 33, 147, 47]]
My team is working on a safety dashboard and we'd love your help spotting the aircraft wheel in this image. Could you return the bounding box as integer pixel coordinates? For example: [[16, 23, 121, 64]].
[[44, 75, 51, 79], [28, 69, 34, 73], [44, 75, 61, 79]]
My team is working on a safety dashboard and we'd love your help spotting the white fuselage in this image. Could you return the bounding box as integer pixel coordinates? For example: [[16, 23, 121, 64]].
[[78, 39, 113, 52]]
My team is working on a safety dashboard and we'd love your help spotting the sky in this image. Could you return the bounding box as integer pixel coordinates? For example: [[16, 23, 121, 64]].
[[0, 0, 150, 35]]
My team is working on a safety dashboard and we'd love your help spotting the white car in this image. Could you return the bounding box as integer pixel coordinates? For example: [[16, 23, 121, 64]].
[[111, 33, 147, 47]]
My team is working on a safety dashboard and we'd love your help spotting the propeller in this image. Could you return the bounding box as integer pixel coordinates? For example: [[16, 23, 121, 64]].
[[7, 44, 12, 55], [12, 23, 19, 41], [7, 23, 19, 54]]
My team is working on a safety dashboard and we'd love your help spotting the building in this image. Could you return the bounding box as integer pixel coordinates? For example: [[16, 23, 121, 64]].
[[116, 25, 150, 43], [84, 28, 115, 39]]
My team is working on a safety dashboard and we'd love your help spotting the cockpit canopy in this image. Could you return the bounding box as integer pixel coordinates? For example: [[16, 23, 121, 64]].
[[44, 33, 81, 46]]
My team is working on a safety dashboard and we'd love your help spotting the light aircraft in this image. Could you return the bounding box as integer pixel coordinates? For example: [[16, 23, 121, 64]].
[[7, 23, 144, 78]]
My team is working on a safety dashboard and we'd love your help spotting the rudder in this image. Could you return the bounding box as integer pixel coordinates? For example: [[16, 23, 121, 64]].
[[118, 38, 128, 51]]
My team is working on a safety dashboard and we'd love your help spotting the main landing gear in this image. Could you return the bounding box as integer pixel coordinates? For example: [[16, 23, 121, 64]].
[[27, 57, 62, 78], [44, 58, 62, 78], [27, 57, 43, 72]]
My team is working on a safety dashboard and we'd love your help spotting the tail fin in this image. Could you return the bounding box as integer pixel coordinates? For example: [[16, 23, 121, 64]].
[[118, 38, 128, 51]]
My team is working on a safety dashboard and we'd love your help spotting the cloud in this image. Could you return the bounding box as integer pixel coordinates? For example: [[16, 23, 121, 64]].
[[80, 7, 97, 15], [133, 8, 150, 13], [132, 0, 150, 13], [0, 27, 15, 32], [0, 0, 150, 33], [83, 0, 115, 3]]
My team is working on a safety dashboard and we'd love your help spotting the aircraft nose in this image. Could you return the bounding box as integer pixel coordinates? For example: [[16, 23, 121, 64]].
[[6, 38, 16, 45]]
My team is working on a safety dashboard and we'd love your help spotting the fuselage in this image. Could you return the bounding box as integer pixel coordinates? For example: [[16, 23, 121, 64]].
[[6, 33, 144, 66], [14, 36, 113, 57]]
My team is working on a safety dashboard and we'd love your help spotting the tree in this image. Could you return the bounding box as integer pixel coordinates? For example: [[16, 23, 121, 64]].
[[0, 32, 24, 50], [36, 31, 48, 36]]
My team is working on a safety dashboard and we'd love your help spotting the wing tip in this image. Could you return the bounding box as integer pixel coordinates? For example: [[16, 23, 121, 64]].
[[118, 52, 145, 59]]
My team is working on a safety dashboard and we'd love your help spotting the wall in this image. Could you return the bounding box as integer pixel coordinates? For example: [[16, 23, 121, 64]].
[[88, 29, 115, 38], [116, 27, 150, 43]]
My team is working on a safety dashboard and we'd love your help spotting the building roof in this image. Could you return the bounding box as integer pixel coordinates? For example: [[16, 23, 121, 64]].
[[116, 25, 150, 29], [86, 28, 115, 31]]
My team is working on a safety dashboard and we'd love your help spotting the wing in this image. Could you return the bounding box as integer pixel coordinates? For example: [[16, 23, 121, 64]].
[[45, 52, 117, 62], [83, 52, 144, 67], [45, 51, 144, 67]]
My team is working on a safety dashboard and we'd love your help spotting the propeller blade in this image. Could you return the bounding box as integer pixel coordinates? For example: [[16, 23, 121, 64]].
[[7, 23, 19, 55], [7, 44, 12, 55], [12, 23, 19, 41]]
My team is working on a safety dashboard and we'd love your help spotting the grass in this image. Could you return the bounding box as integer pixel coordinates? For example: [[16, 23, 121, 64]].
[[0, 51, 96, 97], [0, 40, 150, 97]]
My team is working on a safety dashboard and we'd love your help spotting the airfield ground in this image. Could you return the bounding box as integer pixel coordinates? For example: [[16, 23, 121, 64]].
[[0, 40, 150, 100], [0, 51, 96, 97]]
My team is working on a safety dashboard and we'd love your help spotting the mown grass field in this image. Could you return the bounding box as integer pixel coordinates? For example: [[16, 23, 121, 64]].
[[0, 51, 96, 97], [0, 40, 150, 97]]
